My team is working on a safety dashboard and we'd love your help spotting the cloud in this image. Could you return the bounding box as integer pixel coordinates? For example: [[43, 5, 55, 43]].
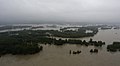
[[0, 0, 120, 23]]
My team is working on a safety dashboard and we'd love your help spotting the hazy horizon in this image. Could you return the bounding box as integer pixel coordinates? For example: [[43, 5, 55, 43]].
[[0, 0, 120, 24]]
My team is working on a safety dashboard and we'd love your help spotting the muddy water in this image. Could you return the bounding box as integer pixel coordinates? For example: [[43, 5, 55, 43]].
[[1, 29, 120, 66]]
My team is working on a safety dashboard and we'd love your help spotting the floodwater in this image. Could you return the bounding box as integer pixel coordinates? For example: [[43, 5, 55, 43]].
[[1, 29, 120, 66]]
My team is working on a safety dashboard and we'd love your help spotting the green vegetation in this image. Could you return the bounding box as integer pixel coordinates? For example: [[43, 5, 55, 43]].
[[70, 50, 81, 54], [1, 25, 120, 55], [58, 26, 98, 38], [0, 31, 43, 55], [0, 26, 103, 55], [0, 30, 105, 46], [90, 49, 98, 53], [107, 42, 120, 52]]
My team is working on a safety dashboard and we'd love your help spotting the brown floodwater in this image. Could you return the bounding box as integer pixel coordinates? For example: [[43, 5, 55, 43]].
[[1, 29, 120, 66]]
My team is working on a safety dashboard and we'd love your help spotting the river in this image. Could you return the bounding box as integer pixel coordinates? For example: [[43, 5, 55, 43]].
[[0, 29, 120, 66]]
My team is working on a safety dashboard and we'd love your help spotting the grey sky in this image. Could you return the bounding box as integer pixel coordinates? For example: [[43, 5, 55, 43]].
[[0, 0, 120, 24]]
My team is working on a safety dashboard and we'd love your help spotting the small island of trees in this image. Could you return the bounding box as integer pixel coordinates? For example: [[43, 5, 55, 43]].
[[52, 38, 105, 47], [107, 42, 120, 52]]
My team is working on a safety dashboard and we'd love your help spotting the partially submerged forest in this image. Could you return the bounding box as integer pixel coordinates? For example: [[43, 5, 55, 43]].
[[0, 26, 119, 56]]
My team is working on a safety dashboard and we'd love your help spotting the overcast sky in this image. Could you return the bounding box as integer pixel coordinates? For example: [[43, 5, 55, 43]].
[[0, 0, 120, 24]]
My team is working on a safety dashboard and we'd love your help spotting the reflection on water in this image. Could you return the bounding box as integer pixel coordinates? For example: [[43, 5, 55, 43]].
[[1, 29, 120, 66]]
